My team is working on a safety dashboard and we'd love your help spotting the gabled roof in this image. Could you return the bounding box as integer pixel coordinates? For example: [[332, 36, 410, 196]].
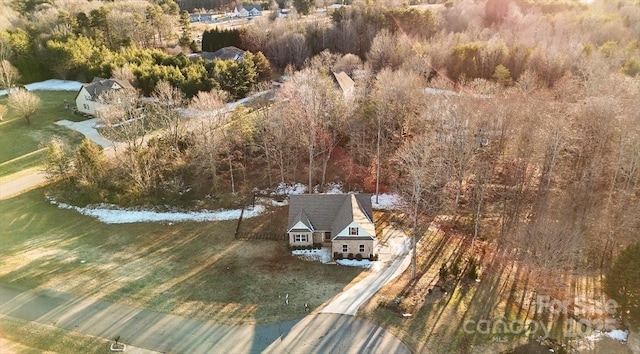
[[244, 5, 262, 11], [331, 194, 375, 240], [287, 194, 373, 235], [80, 78, 134, 100], [288, 210, 314, 231], [332, 71, 355, 94], [201, 46, 246, 61]]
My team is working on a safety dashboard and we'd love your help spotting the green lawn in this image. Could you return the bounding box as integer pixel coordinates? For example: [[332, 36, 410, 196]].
[[0, 189, 362, 325], [0, 91, 86, 172]]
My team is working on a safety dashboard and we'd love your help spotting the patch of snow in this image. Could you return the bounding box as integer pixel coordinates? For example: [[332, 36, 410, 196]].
[[49, 198, 265, 224], [371, 193, 404, 210], [0, 79, 83, 96], [274, 182, 307, 195], [292, 247, 331, 263], [605, 329, 628, 342], [582, 329, 628, 349], [324, 182, 343, 194], [336, 259, 373, 268]]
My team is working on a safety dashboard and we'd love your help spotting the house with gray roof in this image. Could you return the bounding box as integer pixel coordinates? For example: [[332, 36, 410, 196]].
[[74, 78, 134, 117], [288, 194, 377, 259], [201, 46, 246, 62]]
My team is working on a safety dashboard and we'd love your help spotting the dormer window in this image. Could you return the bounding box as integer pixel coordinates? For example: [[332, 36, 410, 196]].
[[349, 227, 358, 236]]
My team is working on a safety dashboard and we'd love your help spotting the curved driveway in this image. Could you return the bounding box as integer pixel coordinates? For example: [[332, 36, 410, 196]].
[[322, 227, 411, 316]]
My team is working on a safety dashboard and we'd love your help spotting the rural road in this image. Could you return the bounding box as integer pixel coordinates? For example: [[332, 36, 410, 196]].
[[0, 283, 410, 353], [321, 228, 411, 315], [0, 172, 48, 200]]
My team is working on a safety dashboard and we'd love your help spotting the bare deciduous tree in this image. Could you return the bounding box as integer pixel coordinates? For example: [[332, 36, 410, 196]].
[[8, 89, 41, 125], [0, 59, 19, 90], [395, 133, 450, 278]]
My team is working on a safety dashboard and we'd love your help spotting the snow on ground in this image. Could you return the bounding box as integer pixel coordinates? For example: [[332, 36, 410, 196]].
[[291, 247, 331, 263], [324, 182, 343, 194], [0, 79, 82, 96], [274, 182, 307, 195], [581, 329, 629, 350], [605, 329, 629, 342], [49, 198, 265, 224], [371, 193, 404, 210], [336, 259, 373, 268]]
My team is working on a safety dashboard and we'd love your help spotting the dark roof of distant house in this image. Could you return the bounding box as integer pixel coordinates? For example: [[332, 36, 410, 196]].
[[201, 46, 246, 61], [81, 78, 134, 100], [243, 5, 263, 11], [287, 194, 373, 234]]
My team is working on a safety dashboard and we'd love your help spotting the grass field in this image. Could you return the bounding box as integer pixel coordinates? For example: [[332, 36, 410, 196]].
[[0, 189, 362, 326], [0, 91, 85, 176]]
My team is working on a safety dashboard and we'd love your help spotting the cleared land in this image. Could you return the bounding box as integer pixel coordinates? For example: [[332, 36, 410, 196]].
[[0, 189, 362, 326]]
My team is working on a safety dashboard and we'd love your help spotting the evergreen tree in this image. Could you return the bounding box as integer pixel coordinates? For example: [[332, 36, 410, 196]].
[[606, 242, 640, 330]]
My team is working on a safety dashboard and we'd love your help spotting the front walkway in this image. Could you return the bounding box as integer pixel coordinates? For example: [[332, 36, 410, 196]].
[[0, 283, 409, 353]]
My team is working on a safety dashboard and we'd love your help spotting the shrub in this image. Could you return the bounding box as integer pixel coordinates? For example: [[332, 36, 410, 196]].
[[355, 253, 362, 261], [466, 258, 478, 280], [451, 257, 461, 277], [347, 253, 354, 260], [373, 253, 379, 261], [439, 263, 449, 280], [333, 252, 341, 260]]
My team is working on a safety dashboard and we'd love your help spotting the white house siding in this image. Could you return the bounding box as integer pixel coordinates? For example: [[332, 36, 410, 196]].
[[75, 87, 96, 115], [335, 221, 375, 238]]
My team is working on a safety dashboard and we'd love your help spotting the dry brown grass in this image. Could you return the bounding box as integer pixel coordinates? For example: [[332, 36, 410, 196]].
[[0, 191, 362, 326]]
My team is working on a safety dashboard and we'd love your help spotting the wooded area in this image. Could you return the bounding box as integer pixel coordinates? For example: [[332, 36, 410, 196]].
[[1, 0, 639, 331]]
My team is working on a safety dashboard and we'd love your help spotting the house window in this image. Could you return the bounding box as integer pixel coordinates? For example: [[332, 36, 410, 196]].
[[342, 244, 348, 253], [294, 234, 308, 242], [359, 245, 365, 253], [83, 104, 89, 110], [349, 227, 358, 235]]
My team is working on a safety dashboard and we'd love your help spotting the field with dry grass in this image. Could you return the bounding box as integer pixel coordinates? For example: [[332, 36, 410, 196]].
[[358, 220, 632, 353], [0, 189, 362, 326]]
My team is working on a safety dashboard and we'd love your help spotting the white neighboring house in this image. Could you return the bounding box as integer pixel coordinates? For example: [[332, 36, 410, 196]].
[[75, 78, 134, 117], [231, 5, 262, 18]]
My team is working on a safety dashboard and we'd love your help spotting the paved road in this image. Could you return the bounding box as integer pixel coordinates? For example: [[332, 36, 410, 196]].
[[321, 228, 411, 315], [0, 283, 410, 354], [0, 172, 48, 200]]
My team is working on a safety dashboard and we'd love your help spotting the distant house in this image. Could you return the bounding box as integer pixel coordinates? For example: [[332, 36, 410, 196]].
[[332, 71, 355, 99], [201, 46, 246, 61], [74, 78, 134, 117], [287, 194, 377, 260], [235, 5, 262, 17]]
